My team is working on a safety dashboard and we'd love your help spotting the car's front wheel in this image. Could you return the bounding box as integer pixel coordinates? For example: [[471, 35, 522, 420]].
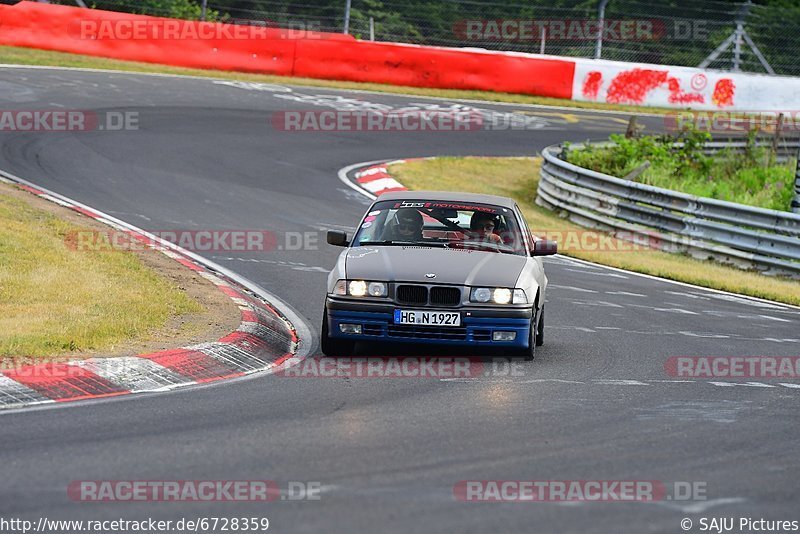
[[516, 311, 538, 361], [320, 308, 355, 357], [535, 306, 545, 347]]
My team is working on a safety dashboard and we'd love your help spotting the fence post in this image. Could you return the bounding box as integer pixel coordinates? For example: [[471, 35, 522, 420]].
[[200, 0, 207, 21], [793, 150, 800, 213], [343, 0, 352, 34], [625, 116, 638, 138], [772, 113, 784, 155], [540, 25, 546, 54], [594, 0, 610, 59]]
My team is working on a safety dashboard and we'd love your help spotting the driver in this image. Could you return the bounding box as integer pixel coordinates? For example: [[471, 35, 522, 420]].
[[468, 211, 503, 244], [384, 208, 424, 241]]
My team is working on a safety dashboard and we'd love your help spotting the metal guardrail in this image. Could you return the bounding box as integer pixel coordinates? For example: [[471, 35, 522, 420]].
[[701, 139, 800, 163], [536, 141, 800, 278]]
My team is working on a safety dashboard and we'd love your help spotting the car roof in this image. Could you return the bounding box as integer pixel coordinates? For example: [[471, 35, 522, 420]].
[[375, 190, 518, 210]]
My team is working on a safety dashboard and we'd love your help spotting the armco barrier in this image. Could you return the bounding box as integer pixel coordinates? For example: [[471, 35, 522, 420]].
[[536, 141, 800, 278], [699, 139, 800, 164]]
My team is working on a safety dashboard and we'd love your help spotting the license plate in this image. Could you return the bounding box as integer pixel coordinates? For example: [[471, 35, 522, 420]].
[[394, 309, 461, 326]]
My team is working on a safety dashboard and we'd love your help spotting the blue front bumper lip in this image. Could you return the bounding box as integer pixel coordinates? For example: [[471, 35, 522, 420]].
[[327, 308, 531, 348]]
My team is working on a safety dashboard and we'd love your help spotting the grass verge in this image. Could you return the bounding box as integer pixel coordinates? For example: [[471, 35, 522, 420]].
[[0, 45, 674, 115], [0, 182, 210, 358], [388, 157, 800, 306]]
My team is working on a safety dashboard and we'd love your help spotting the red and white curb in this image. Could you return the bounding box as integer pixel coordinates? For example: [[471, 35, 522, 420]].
[[339, 159, 421, 200], [341, 156, 510, 199], [353, 162, 408, 197], [0, 170, 311, 412]]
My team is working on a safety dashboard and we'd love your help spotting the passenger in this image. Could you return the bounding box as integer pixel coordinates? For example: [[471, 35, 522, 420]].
[[468, 211, 502, 244]]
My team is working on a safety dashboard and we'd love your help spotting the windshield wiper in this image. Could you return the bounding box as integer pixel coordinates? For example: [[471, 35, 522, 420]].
[[453, 241, 520, 255], [358, 240, 447, 248]]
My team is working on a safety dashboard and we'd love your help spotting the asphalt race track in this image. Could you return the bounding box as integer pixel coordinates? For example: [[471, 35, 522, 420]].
[[1, 67, 798, 533]]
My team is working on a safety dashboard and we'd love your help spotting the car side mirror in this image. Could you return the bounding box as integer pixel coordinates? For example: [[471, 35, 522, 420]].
[[532, 239, 557, 256], [327, 230, 349, 247]]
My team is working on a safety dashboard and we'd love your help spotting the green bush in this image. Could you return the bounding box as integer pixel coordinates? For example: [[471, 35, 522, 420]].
[[566, 130, 795, 211]]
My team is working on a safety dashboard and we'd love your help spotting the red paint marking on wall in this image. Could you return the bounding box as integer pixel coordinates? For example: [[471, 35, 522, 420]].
[[606, 68, 702, 105], [712, 79, 735, 107], [606, 69, 667, 104], [582, 71, 603, 100], [666, 77, 704, 104]]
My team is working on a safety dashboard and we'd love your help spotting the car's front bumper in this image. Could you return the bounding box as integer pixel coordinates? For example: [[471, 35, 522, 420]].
[[326, 297, 532, 348]]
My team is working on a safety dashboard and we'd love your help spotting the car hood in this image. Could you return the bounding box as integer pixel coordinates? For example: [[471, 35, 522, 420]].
[[345, 246, 526, 286]]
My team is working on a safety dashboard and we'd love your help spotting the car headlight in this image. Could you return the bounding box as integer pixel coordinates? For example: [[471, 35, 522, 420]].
[[470, 287, 527, 304], [471, 287, 492, 303], [493, 288, 512, 304], [333, 280, 387, 297], [367, 281, 388, 297], [349, 280, 367, 297]]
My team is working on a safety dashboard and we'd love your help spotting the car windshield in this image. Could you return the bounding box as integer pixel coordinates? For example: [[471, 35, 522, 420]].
[[352, 199, 527, 256]]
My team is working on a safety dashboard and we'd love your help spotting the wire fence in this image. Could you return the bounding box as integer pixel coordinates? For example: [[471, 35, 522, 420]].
[[11, 0, 800, 76]]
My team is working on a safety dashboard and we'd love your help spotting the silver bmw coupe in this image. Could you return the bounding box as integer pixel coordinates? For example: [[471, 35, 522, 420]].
[[323, 191, 557, 360]]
